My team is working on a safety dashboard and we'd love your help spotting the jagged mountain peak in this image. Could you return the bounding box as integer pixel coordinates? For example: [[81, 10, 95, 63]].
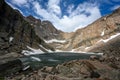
[[26, 15, 41, 22], [0, 0, 54, 56], [25, 15, 63, 40]]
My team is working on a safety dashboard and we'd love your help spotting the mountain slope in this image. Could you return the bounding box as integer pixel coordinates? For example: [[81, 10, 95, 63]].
[[87, 33, 120, 57], [0, 0, 54, 56], [25, 15, 63, 40], [25, 15, 66, 50], [63, 7, 120, 51]]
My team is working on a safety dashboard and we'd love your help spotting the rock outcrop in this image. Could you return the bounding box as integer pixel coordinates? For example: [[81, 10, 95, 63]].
[[63, 7, 120, 51], [25, 15, 63, 40], [6, 60, 120, 80], [0, 0, 54, 56], [25, 15, 65, 50]]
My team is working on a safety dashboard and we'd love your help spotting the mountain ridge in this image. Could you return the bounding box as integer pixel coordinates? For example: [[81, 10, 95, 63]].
[[2, 0, 120, 54], [0, 0, 54, 57], [61, 7, 120, 51]]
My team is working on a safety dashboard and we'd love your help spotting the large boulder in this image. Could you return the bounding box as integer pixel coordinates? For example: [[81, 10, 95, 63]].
[[6, 60, 120, 80]]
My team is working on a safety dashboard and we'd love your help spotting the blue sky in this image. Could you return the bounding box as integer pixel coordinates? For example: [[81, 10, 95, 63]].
[[6, 0, 120, 32]]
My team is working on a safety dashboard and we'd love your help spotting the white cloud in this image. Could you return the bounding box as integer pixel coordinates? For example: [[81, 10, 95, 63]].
[[33, 2, 50, 19], [59, 5, 101, 32], [32, 1, 60, 23], [8, 0, 101, 32], [47, 0, 61, 16], [11, 0, 27, 6], [67, 4, 74, 14], [111, 5, 120, 11], [11, 0, 31, 8], [63, 2, 67, 7], [73, 7, 101, 31], [32, 1, 101, 32]]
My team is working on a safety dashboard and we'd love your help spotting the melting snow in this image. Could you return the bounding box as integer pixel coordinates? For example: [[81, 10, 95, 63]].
[[22, 46, 44, 55], [100, 33, 120, 43], [85, 47, 90, 50], [55, 49, 63, 52], [71, 47, 103, 55], [101, 30, 105, 36], [45, 39, 66, 43], [39, 45, 52, 52], [23, 65, 30, 71], [31, 56, 41, 61], [9, 37, 14, 42]]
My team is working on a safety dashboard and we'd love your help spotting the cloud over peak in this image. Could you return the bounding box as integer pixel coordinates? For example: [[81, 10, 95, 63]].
[[32, 0, 101, 32], [11, 0, 27, 6], [8, 0, 102, 32], [47, 0, 61, 16]]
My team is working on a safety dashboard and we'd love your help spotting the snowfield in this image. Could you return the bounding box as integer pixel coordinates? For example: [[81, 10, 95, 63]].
[[101, 29, 105, 36], [39, 45, 52, 52], [98, 33, 120, 43], [22, 46, 44, 56], [45, 39, 66, 43]]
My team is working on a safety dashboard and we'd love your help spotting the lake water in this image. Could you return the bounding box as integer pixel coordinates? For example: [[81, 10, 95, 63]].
[[19, 52, 102, 70]]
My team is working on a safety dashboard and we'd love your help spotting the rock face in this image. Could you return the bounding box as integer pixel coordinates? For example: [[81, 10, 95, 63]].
[[1, 0, 120, 53], [0, 0, 54, 55], [25, 15, 65, 50], [26, 15, 63, 40], [6, 60, 120, 80], [63, 8, 120, 51]]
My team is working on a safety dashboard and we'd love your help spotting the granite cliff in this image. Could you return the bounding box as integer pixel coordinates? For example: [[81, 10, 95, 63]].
[[0, 0, 54, 58]]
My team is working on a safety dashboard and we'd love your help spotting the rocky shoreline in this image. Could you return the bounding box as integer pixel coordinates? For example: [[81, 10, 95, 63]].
[[2, 55, 120, 80]]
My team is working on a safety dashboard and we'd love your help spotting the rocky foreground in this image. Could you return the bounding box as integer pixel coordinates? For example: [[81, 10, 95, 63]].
[[4, 57, 120, 80]]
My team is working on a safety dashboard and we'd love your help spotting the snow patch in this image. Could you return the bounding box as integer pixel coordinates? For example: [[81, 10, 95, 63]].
[[22, 46, 44, 55], [45, 39, 66, 43], [23, 65, 30, 71], [97, 53, 103, 55], [97, 39, 104, 43], [55, 49, 63, 52], [101, 30, 105, 36], [55, 49, 103, 55], [31, 56, 41, 61], [9, 37, 14, 42], [85, 47, 90, 50], [71, 47, 103, 55], [39, 45, 52, 52], [101, 33, 120, 43]]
